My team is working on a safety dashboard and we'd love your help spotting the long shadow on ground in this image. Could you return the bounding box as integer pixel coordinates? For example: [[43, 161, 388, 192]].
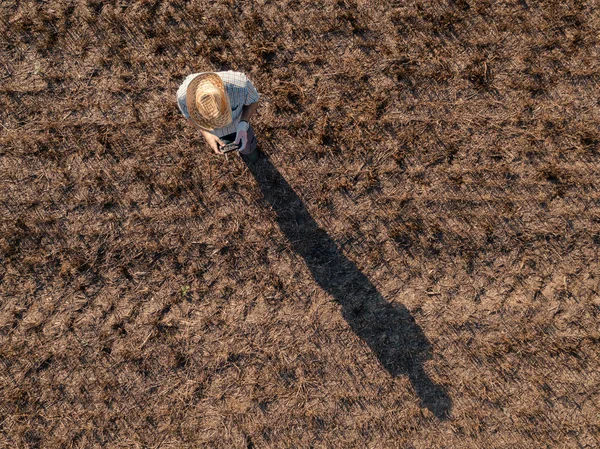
[[245, 154, 452, 419]]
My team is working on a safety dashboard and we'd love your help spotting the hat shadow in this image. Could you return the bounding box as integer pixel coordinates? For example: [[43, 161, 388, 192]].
[[244, 154, 452, 419]]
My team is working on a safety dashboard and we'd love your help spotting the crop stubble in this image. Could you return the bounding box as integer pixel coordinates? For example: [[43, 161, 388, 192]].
[[1, 0, 600, 448]]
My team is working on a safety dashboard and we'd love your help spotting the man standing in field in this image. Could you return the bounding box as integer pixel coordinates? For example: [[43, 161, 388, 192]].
[[176, 71, 260, 162]]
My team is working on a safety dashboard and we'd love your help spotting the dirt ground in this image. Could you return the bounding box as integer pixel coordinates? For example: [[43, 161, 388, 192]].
[[1, 0, 600, 447]]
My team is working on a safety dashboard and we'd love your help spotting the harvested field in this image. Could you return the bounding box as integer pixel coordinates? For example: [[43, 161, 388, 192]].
[[1, 0, 600, 447]]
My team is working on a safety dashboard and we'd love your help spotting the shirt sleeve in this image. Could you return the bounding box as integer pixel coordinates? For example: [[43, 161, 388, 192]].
[[244, 78, 260, 105], [176, 86, 190, 118], [176, 74, 199, 119]]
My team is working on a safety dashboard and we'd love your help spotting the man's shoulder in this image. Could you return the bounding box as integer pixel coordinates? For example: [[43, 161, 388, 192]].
[[217, 71, 250, 85], [216, 70, 247, 77]]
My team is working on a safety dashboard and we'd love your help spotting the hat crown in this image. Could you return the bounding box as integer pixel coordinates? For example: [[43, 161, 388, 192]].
[[197, 86, 222, 119]]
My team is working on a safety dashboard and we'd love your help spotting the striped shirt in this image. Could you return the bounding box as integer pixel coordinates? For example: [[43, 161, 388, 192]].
[[176, 71, 260, 137]]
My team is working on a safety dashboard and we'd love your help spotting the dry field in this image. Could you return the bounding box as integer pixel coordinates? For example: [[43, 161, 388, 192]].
[[1, 0, 600, 447]]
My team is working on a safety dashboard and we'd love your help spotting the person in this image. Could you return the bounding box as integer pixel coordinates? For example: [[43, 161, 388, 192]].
[[176, 71, 260, 162]]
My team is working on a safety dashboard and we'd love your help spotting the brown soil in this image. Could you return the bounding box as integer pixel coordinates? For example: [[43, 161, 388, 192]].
[[1, 1, 600, 447]]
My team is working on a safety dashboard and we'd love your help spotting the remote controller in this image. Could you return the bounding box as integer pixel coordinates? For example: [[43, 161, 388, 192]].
[[219, 142, 240, 154]]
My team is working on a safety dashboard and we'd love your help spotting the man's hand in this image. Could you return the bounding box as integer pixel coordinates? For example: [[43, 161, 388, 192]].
[[187, 119, 225, 154], [234, 121, 249, 153], [202, 131, 225, 154]]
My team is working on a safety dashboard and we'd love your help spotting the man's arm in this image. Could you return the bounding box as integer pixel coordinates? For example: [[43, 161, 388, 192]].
[[234, 101, 260, 152], [240, 101, 259, 123]]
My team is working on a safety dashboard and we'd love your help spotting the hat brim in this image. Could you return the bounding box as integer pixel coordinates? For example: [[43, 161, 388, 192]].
[[186, 73, 232, 130]]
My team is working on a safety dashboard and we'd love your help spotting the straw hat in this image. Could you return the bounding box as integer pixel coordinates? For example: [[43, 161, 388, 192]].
[[186, 73, 232, 130]]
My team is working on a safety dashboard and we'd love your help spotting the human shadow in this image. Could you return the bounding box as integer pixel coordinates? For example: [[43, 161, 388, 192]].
[[244, 154, 452, 419]]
